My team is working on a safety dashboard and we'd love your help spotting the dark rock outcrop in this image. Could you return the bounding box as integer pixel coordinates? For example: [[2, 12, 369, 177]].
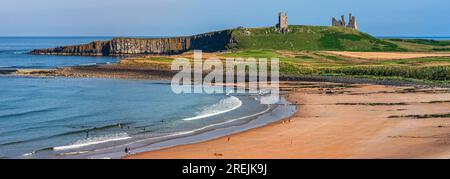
[[31, 30, 233, 56], [31, 40, 110, 56]]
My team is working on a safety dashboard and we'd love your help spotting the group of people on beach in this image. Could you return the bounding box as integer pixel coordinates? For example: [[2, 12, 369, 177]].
[[124, 147, 132, 155]]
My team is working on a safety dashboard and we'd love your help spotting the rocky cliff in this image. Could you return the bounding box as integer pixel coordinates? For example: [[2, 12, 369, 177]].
[[31, 26, 403, 55], [31, 30, 233, 56]]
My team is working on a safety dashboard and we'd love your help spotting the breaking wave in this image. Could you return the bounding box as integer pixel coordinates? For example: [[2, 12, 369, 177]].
[[13, 51, 27, 55], [183, 96, 242, 121], [53, 133, 131, 151], [79, 63, 98, 66]]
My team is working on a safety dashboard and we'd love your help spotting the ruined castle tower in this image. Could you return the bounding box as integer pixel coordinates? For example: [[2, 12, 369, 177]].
[[277, 12, 288, 33], [340, 15, 347, 27], [332, 18, 339, 27], [332, 13, 358, 30], [347, 13, 358, 29]]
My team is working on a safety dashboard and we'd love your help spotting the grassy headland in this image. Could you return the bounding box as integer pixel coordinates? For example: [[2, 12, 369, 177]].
[[120, 49, 450, 85], [120, 25, 450, 84], [229, 25, 402, 51], [25, 25, 450, 85]]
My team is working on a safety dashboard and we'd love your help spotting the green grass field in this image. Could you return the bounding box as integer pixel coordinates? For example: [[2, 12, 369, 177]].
[[229, 26, 403, 51], [385, 39, 450, 52], [223, 50, 450, 82], [124, 50, 450, 84]]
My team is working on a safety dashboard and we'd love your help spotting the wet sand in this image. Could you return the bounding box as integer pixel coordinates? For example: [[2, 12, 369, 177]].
[[126, 82, 450, 159], [6, 63, 450, 159]]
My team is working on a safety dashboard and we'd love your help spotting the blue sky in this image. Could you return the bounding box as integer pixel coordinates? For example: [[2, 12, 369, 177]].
[[0, 0, 449, 37]]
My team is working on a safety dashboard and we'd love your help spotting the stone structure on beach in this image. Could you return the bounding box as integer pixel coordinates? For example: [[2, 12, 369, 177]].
[[332, 13, 358, 30], [277, 12, 289, 33]]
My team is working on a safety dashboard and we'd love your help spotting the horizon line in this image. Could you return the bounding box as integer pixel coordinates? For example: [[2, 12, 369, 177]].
[[1, 35, 450, 39]]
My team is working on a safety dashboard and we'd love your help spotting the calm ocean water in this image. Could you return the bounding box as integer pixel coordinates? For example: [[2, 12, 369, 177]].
[[0, 37, 119, 69], [0, 37, 277, 159]]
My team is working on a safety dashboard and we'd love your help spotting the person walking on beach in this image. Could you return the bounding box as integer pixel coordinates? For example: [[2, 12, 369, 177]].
[[125, 147, 129, 155]]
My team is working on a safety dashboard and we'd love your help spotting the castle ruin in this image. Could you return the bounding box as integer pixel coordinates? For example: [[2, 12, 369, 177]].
[[332, 13, 358, 30], [277, 12, 288, 33]]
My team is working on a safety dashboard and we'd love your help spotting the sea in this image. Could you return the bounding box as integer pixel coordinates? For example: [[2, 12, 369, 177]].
[[2, 35, 444, 158], [0, 37, 296, 159]]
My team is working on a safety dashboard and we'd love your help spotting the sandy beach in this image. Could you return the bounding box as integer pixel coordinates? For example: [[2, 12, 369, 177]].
[[3, 51, 450, 159], [126, 82, 450, 159]]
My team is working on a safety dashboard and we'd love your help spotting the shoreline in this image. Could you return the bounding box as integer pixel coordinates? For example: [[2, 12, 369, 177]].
[[5, 64, 175, 81], [67, 95, 296, 159], [126, 81, 450, 159], [105, 96, 295, 159], [4, 63, 448, 88], [3, 65, 450, 159], [1, 73, 296, 159], [43, 94, 293, 159]]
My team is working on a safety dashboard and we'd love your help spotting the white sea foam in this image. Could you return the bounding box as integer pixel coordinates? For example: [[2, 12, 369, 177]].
[[160, 103, 271, 138], [75, 98, 272, 157], [53, 133, 131, 151], [59, 151, 90, 156], [183, 96, 242, 121], [22, 151, 35, 156], [13, 51, 26, 55], [79, 63, 97, 66]]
